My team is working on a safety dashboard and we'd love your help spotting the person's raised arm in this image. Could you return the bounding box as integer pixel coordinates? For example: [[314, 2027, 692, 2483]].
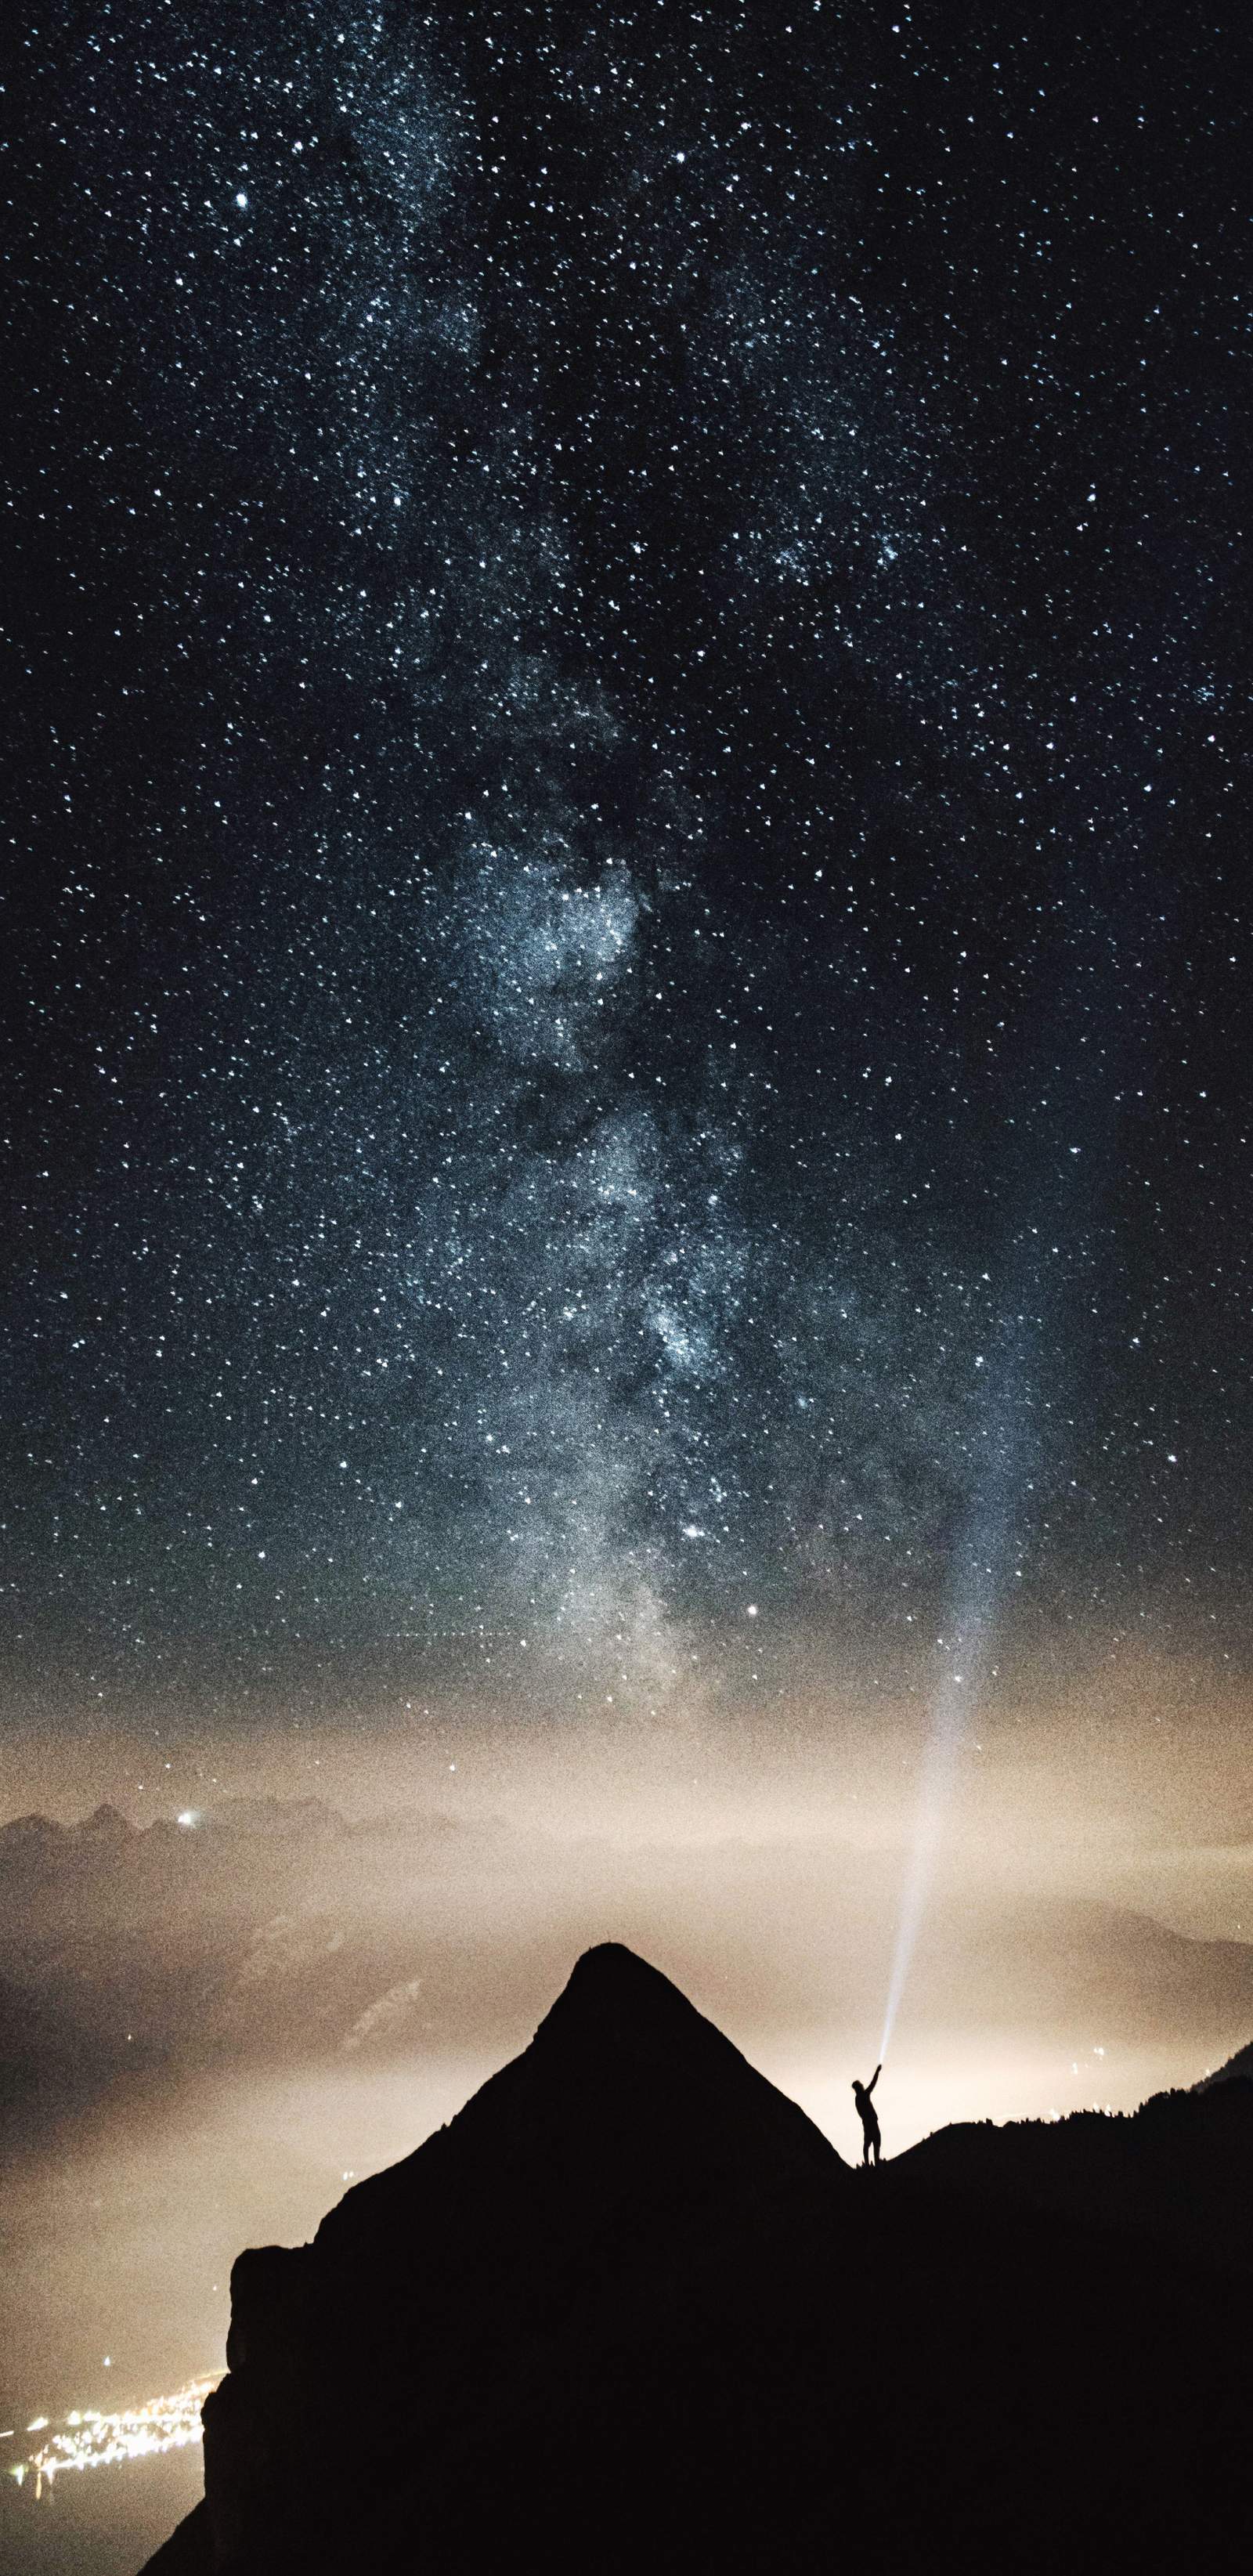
[[867, 2064, 881, 2097]]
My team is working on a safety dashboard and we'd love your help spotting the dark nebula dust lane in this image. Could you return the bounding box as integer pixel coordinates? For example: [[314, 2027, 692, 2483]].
[[3, 2, 1251, 1747]]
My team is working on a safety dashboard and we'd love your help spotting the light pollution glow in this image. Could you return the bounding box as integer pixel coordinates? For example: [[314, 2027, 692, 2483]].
[[7, 2375, 219, 2500]]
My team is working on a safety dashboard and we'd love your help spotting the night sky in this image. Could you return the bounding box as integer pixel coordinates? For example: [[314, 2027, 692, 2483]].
[[5, 1, 1251, 1749]]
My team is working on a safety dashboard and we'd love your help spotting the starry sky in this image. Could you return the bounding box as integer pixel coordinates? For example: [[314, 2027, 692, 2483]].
[[4, 0, 1251, 1749]]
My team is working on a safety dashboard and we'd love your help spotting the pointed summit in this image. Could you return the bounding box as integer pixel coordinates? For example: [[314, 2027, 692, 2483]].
[[554, 1936, 692, 1990], [544, 1935, 694, 2018], [531, 1937, 750, 2050], [79, 1801, 134, 1841], [183, 1949, 847, 2574], [310, 1939, 842, 2274], [529, 1937, 779, 2070]]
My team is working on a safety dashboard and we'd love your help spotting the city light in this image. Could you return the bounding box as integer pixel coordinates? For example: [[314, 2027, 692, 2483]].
[[8, 2375, 219, 2501]]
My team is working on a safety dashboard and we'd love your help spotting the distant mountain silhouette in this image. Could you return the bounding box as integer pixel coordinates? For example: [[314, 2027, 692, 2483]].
[[0, 1796, 497, 2146], [80, 1800, 139, 1842], [143, 1943, 1249, 2574]]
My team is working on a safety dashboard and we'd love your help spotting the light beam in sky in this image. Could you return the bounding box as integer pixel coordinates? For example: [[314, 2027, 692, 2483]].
[[879, 1325, 1033, 2061]]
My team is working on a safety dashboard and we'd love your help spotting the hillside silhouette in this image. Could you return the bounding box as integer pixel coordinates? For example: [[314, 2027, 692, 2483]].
[[1199, 2034, 1253, 2091], [142, 1942, 1250, 2574], [897, 2070, 1253, 2278]]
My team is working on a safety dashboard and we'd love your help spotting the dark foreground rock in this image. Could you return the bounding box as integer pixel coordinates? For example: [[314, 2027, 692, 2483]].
[[142, 1943, 1251, 2573]]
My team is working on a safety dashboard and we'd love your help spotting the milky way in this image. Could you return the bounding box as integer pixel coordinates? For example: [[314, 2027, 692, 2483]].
[[5, 3, 1251, 1730]]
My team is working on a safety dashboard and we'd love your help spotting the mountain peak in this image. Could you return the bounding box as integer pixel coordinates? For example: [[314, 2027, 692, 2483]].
[[534, 1938, 718, 2043], [80, 1801, 134, 1839], [522, 1940, 801, 2111], [305, 1940, 844, 2282], [558, 1935, 676, 1995], [0, 1810, 64, 1844], [141, 1956, 1253, 2576]]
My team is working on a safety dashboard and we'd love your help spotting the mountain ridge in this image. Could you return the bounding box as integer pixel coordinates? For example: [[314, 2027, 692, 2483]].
[[143, 1942, 1251, 2575]]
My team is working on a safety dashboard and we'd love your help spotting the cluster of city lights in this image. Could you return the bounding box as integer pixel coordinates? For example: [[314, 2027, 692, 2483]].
[[5, 2375, 219, 2501]]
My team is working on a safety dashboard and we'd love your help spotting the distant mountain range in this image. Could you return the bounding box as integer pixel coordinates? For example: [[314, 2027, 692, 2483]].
[[142, 1943, 1251, 2574], [3, 1797, 1253, 2160], [0, 1798, 490, 2144]]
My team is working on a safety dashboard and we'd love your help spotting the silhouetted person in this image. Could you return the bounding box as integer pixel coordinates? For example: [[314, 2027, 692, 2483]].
[[852, 2064, 882, 2165]]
